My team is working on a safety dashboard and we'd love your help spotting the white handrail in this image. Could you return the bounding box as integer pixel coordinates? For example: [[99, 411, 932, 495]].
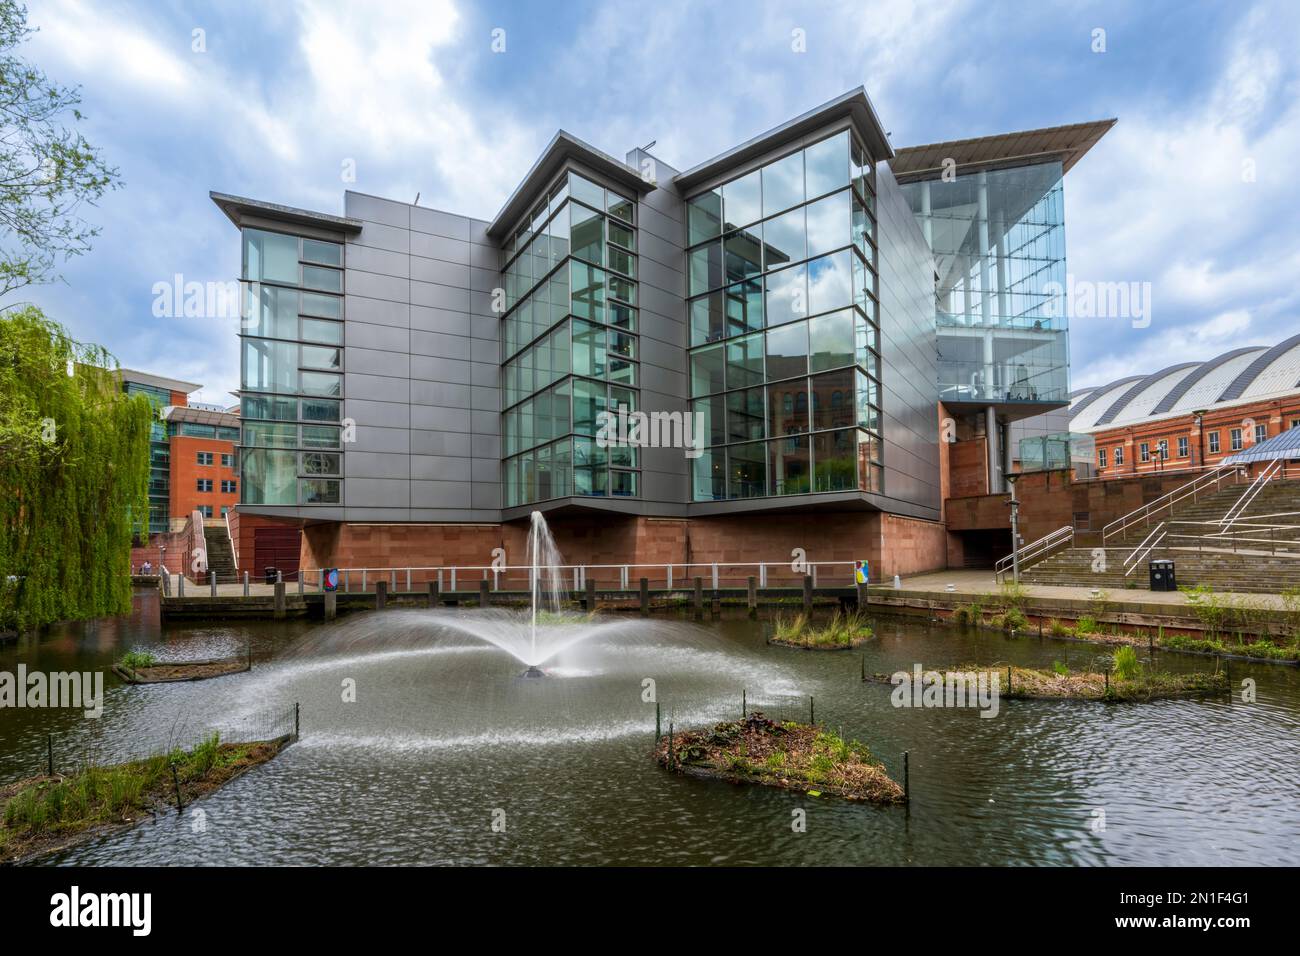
[[225, 508, 238, 572], [1123, 522, 1166, 575], [994, 525, 1073, 581], [1102, 465, 1242, 544], [1219, 459, 1281, 530]]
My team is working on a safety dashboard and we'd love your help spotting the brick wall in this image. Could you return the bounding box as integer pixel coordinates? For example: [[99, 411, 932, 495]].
[[169, 434, 238, 520]]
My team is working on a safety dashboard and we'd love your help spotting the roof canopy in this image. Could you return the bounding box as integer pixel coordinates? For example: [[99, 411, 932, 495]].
[[890, 119, 1116, 183], [1224, 426, 1300, 464]]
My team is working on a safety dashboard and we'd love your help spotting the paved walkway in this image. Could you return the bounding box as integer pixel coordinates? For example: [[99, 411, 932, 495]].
[[892, 569, 1291, 609]]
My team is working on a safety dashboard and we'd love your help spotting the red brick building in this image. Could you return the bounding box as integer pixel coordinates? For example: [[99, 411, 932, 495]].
[[1071, 335, 1300, 477]]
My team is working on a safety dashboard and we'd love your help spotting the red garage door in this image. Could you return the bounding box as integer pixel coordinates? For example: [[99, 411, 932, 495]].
[[253, 527, 301, 581]]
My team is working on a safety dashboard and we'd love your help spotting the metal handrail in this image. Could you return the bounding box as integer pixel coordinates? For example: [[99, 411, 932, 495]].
[[298, 559, 872, 593], [994, 525, 1073, 581], [1101, 465, 1243, 544], [1219, 459, 1282, 530], [1123, 522, 1166, 576]]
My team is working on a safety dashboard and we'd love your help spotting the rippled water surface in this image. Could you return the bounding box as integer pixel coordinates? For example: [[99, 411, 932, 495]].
[[2, 589, 1297, 865]]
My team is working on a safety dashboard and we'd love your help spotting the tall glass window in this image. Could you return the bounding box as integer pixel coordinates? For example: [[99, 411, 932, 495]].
[[685, 128, 883, 500], [239, 227, 345, 505], [900, 162, 1068, 406], [502, 171, 640, 506]]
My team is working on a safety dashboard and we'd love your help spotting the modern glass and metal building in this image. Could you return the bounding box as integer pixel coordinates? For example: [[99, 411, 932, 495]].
[[211, 89, 1111, 577]]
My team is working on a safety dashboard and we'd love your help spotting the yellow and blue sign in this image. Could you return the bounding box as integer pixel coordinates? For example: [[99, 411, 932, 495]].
[[854, 560, 870, 584]]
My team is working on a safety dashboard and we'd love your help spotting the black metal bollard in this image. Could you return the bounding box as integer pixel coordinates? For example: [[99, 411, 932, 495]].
[[639, 577, 649, 616], [428, 579, 439, 607], [479, 578, 490, 608], [375, 579, 387, 610]]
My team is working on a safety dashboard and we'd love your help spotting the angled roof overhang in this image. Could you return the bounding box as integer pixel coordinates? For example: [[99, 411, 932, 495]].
[[889, 118, 1116, 184], [673, 87, 894, 195], [209, 191, 362, 234], [486, 131, 655, 241]]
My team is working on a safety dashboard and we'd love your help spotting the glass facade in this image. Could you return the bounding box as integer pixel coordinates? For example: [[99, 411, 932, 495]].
[[239, 227, 345, 506], [684, 129, 883, 501], [502, 170, 640, 507], [901, 162, 1069, 406]]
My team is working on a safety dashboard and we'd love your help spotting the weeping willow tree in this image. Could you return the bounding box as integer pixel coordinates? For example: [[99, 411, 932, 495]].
[[0, 306, 152, 632]]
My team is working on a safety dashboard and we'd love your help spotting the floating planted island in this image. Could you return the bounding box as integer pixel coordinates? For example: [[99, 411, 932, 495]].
[[112, 650, 249, 684], [0, 733, 289, 864], [768, 610, 874, 650], [655, 713, 905, 805], [865, 651, 1229, 703]]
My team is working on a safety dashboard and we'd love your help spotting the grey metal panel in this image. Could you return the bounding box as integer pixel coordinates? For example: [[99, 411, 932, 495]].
[[410, 330, 472, 361], [470, 434, 501, 458], [410, 279, 471, 312], [410, 430, 471, 457], [349, 221, 410, 255], [346, 294, 409, 329], [471, 483, 502, 510], [470, 458, 499, 483], [347, 270, 410, 304], [410, 307, 472, 338], [347, 347, 411, 378], [409, 206, 473, 241], [345, 192, 411, 228], [345, 477, 410, 504], [410, 256, 471, 288], [411, 404, 471, 432], [411, 455, 472, 482], [350, 425, 410, 454], [470, 410, 500, 435], [347, 451, 411, 479], [345, 398, 410, 428], [470, 385, 497, 411], [470, 361, 497, 387], [411, 479, 472, 509], [346, 321, 410, 354], [344, 244, 410, 279], [411, 354, 472, 385], [410, 380, 471, 407], [874, 161, 941, 518], [346, 372, 409, 405], [410, 230, 471, 264]]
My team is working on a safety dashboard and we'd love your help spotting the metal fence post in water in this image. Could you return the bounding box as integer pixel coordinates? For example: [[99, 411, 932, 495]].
[[803, 575, 813, 613], [480, 578, 490, 608], [295, 702, 300, 741], [742, 688, 746, 719], [375, 580, 387, 610], [655, 701, 661, 741], [428, 579, 439, 608], [1007, 666, 1012, 695], [586, 578, 596, 612], [903, 751, 910, 804], [47, 735, 53, 776], [693, 577, 703, 618], [668, 721, 675, 769], [809, 695, 814, 725], [639, 577, 649, 616], [747, 576, 757, 616]]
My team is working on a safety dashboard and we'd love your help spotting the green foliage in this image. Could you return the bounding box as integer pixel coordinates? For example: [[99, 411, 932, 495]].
[[0, 307, 152, 631], [1161, 634, 1300, 662], [1112, 645, 1142, 681], [1073, 615, 1099, 636], [0, 1, 121, 296], [772, 609, 871, 647], [118, 649, 156, 670], [1048, 618, 1071, 637], [1052, 660, 1069, 676], [997, 580, 1029, 610], [953, 602, 982, 626]]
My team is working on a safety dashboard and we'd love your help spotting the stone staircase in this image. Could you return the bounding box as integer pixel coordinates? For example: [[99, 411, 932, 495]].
[[1020, 478, 1300, 593], [201, 524, 240, 584]]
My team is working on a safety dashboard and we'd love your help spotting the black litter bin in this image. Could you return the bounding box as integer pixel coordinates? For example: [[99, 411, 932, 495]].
[[1149, 559, 1175, 592], [264, 566, 278, 585]]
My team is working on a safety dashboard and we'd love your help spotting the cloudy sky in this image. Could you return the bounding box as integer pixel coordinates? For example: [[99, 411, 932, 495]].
[[12, 0, 1300, 404]]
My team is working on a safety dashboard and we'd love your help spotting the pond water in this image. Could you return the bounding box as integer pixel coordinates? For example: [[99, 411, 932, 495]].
[[2, 589, 1297, 866]]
